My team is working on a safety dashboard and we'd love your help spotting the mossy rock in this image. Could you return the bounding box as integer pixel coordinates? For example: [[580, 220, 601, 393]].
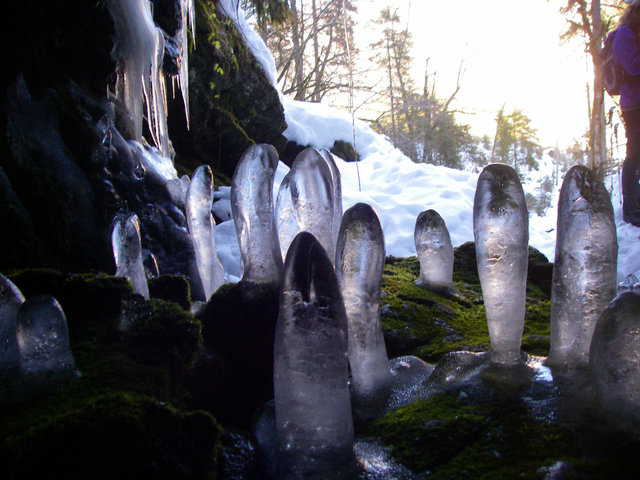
[[330, 140, 358, 162], [148, 274, 192, 310], [125, 299, 203, 373], [6, 268, 134, 344], [365, 392, 584, 479], [1, 392, 222, 480], [168, 0, 288, 180], [192, 281, 280, 427]]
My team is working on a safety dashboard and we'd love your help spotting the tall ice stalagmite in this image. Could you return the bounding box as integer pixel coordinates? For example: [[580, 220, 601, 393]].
[[278, 148, 337, 263], [274, 232, 354, 479], [336, 203, 391, 421], [231, 144, 283, 283], [319, 148, 343, 251], [186, 165, 225, 299], [112, 213, 150, 300], [548, 165, 617, 368], [473, 164, 528, 366]]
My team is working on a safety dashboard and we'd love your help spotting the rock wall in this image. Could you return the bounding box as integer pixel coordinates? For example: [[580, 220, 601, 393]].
[[0, 0, 288, 273]]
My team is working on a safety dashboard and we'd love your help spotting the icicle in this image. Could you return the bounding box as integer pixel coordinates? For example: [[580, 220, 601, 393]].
[[175, 0, 195, 130], [107, 0, 171, 157]]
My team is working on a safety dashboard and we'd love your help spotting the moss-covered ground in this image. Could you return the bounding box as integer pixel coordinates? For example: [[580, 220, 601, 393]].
[[380, 242, 552, 361], [2, 245, 640, 479], [367, 243, 640, 479], [0, 270, 222, 480]]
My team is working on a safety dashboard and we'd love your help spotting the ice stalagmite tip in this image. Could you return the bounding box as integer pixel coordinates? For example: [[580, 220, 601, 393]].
[[414, 209, 458, 295], [231, 144, 282, 283], [548, 165, 617, 369], [319, 149, 343, 252], [112, 213, 150, 300], [473, 164, 528, 366], [186, 165, 225, 299], [276, 148, 338, 264], [336, 203, 391, 422], [274, 232, 354, 479]]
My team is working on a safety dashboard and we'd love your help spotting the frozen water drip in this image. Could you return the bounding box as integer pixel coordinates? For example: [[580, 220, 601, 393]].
[[473, 164, 528, 366], [274, 232, 355, 479]]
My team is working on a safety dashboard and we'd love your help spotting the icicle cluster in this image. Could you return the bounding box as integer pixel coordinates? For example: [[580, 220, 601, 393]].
[[107, 0, 195, 157]]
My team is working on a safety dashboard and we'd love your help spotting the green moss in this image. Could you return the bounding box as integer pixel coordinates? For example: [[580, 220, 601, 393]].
[[7, 268, 134, 344], [1, 392, 222, 480], [125, 299, 203, 373], [0, 270, 222, 479], [148, 274, 192, 310], [381, 256, 489, 360], [366, 393, 583, 479]]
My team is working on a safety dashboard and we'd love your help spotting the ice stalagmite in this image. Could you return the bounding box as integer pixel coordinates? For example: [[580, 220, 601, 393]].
[[290, 148, 336, 262], [548, 165, 618, 368], [231, 144, 283, 283], [414, 209, 458, 295], [112, 213, 150, 299], [319, 149, 343, 250], [274, 232, 354, 479], [589, 292, 640, 427], [0, 274, 24, 393], [186, 165, 225, 299], [275, 172, 298, 261], [473, 164, 528, 366], [16, 295, 77, 383], [336, 203, 391, 421]]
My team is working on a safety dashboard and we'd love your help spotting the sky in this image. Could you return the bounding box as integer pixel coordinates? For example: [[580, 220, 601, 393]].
[[354, 0, 593, 150]]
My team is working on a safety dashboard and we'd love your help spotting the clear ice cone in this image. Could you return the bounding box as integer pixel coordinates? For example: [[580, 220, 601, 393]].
[[0, 274, 25, 390], [336, 203, 391, 420], [274, 232, 354, 478], [231, 144, 282, 283], [289, 148, 336, 263], [111, 212, 150, 300], [590, 292, 640, 427], [186, 165, 225, 299], [16, 295, 77, 382], [548, 165, 618, 368], [473, 164, 528, 366], [414, 209, 456, 292]]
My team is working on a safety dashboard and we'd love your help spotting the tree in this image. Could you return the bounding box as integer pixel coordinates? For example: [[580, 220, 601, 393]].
[[491, 107, 542, 176], [556, 0, 628, 176], [257, 0, 358, 102], [368, 6, 415, 155], [368, 7, 478, 168]]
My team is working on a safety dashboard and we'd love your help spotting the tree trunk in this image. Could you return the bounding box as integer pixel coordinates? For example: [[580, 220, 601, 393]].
[[590, 0, 606, 176]]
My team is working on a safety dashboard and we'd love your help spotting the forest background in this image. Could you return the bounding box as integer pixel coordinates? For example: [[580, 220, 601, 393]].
[[240, 0, 630, 215]]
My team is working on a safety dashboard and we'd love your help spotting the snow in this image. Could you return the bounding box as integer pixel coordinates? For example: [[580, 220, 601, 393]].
[[213, 3, 640, 285], [214, 99, 639, 284]]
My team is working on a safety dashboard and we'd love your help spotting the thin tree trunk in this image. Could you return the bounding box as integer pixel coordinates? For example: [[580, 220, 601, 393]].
[[590, 0, 606, 176]]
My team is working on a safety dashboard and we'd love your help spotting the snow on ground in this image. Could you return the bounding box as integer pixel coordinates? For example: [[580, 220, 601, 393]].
[[214, 97, 639, 285], [214, 1, 639, 285]]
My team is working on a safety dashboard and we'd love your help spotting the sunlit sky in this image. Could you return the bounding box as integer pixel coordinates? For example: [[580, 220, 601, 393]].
[[354, 0, 593, 149]]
